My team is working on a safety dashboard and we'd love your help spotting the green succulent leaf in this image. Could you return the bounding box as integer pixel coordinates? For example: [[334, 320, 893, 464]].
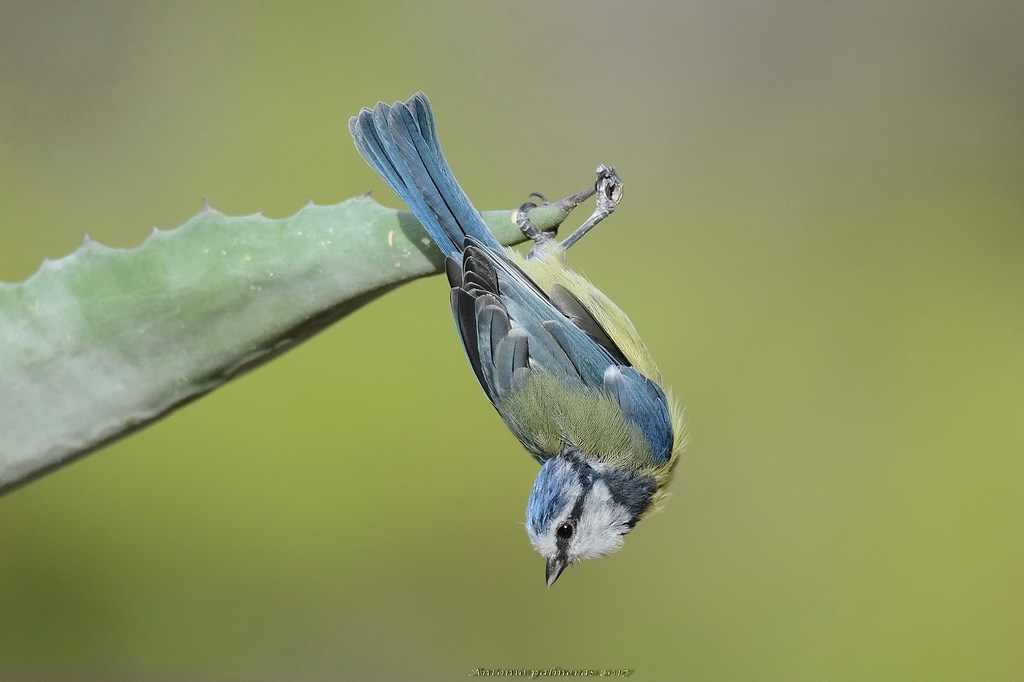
[[0, 196, 575, 495]]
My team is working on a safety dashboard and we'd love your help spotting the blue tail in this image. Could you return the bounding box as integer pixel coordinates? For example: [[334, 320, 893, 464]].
[[349, 92, 503, 258]]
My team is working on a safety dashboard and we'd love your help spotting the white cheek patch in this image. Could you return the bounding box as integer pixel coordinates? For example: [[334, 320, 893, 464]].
[[571, 480, 631, 560]]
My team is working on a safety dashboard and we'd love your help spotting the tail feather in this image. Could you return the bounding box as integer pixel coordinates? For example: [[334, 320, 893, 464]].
[[349, 92, 501, 257]]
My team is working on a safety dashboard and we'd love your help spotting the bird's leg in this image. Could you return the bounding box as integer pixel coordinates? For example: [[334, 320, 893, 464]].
[[559, 165, 623, 250], [515, 166, 618, 258]]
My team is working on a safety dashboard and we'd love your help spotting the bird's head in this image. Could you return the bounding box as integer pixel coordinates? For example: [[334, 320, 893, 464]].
[[525, 448, 658, 587]]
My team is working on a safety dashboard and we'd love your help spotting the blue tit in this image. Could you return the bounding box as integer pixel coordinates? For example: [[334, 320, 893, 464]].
[[350, 93, 684, 587]]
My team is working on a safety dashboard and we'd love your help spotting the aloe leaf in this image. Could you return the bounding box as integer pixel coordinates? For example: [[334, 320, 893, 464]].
[[0, 196, 575, 495]]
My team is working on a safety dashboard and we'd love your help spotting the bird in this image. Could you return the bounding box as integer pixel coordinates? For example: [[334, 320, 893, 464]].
[[349, 93, 684, 587]]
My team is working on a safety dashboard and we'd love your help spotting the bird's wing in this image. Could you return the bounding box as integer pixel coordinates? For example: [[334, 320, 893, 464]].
[[450, 241, 674, 464]]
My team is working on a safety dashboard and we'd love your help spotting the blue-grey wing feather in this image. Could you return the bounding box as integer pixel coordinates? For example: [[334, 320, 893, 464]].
[[491, 328, 530, 397], [548, 282, 630, 366], [453, 243, 616, 394], [602, 366, 674, 463]]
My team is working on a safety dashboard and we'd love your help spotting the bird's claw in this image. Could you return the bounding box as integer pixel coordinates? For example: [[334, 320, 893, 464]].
[[514, 201, 551, 243], [594, 164, 623, 215]]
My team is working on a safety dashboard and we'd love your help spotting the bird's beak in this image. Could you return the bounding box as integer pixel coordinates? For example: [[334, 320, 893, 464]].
[[545, 557, 567, 588]]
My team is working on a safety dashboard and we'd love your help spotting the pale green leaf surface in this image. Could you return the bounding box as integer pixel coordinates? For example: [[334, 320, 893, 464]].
[[0, 197, 571, 494]]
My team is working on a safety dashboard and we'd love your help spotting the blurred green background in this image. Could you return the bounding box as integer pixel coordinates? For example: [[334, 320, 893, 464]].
[[1, 2, 1021, 679]]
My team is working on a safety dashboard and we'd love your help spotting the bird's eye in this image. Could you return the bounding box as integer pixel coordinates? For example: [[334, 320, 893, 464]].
[[556, 523, 574, 539]]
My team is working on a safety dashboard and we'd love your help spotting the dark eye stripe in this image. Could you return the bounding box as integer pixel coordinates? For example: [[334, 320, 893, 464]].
[[553, 452, 595, 556]]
